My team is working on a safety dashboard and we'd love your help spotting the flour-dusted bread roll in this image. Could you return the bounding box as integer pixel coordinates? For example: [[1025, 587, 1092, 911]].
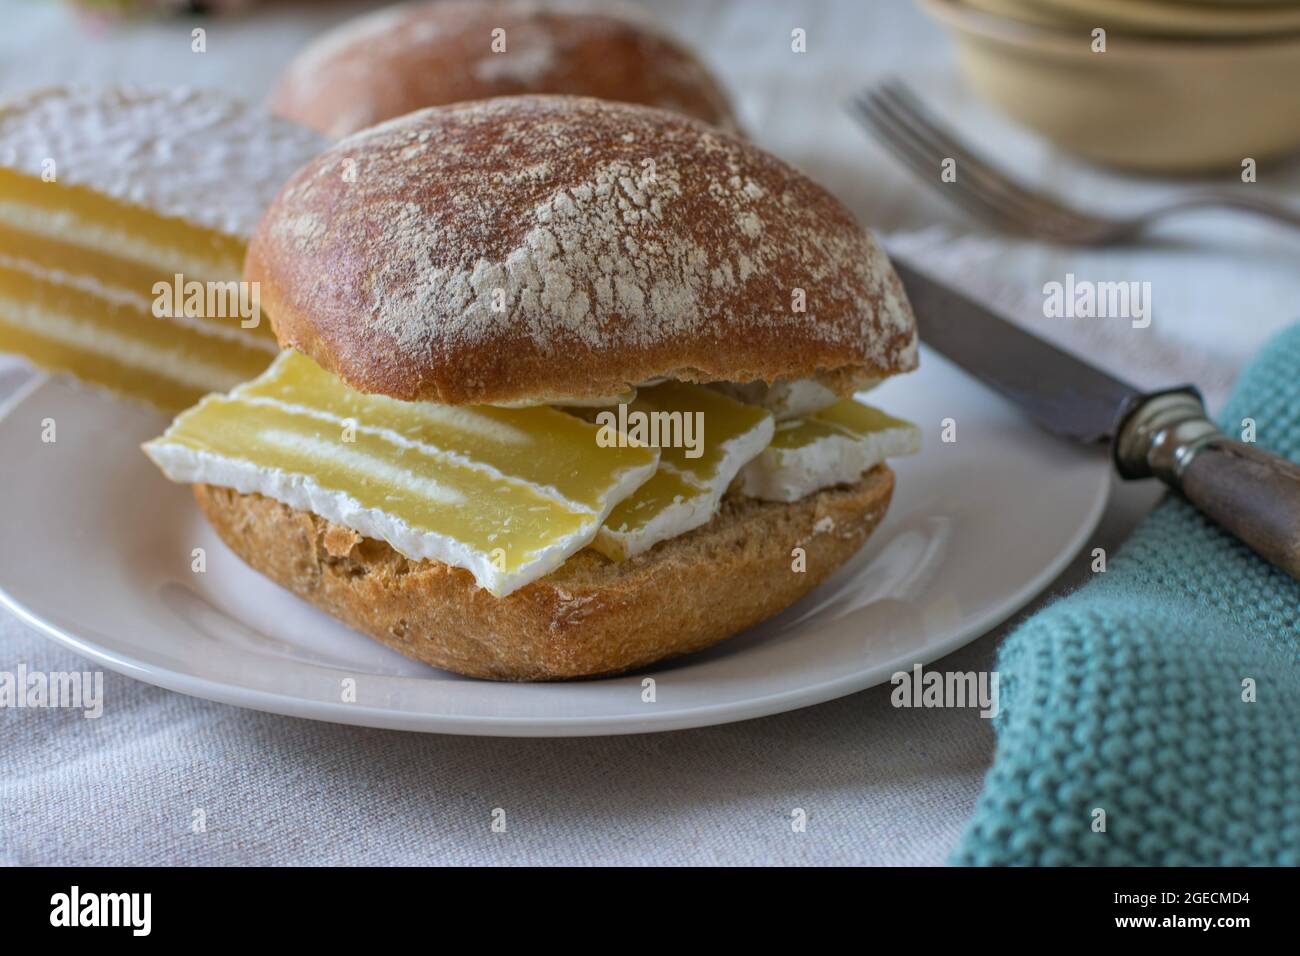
[[145, 94, 921, 680], [270, 0, 739, 138], [247, 95, 916, 406]]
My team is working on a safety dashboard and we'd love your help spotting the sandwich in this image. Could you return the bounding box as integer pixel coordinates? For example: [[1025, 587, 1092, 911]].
[[0, 87, 324, 409], [143, 95, 919, 680]]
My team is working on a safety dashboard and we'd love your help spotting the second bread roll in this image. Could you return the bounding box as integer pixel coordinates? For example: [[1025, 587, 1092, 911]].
[[271, 0, 739, 137]]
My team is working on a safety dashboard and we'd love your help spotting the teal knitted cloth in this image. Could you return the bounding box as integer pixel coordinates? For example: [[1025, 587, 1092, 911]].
[[954, 326, 1300, 866]]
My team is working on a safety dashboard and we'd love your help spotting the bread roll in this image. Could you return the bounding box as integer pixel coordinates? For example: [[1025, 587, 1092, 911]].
[[270, 0, 739, 137], [246, 95, 917, 406], [194, 468, 894, 680]]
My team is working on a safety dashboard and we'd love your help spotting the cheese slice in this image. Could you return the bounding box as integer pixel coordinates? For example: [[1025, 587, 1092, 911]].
[[0, 89, 324, 409], [738, 399, 920, 502], [709, 376, 845, 421], [144, 351, 660, 596], [590, 381, 774, 560]]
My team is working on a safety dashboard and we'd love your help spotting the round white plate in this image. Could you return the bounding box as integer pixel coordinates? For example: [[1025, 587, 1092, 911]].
[[0, 349, 1109, 736]]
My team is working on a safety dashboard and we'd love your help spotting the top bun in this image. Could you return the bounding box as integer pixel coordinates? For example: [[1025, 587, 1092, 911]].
[[245, 95, 917, 406], [270, 0, 739, 138]]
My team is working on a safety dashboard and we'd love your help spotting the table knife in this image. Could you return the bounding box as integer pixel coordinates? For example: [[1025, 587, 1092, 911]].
[[893, 257, 1300, 580]]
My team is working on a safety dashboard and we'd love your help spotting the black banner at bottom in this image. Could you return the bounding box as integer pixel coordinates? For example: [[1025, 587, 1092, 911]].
[[0, 865, 1287, 940]]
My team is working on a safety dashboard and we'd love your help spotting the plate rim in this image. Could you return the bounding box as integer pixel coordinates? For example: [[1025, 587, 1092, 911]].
[[0, 371, 1111, 737]]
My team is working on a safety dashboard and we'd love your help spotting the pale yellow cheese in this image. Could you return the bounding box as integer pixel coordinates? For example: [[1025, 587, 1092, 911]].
[[738, 399, 920, 502], [144, 351, 660, 595], [590, 382, 774, 560], [0, 169, 285, 410]]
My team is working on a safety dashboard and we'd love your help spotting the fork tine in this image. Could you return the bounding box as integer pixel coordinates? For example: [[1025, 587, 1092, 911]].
[[850, 91, 1033, 234], [855, 98, 1035, 236], [875, 81, 1067, 216], [868, 84, 1078, 239], [871, 80, 1103, 240]]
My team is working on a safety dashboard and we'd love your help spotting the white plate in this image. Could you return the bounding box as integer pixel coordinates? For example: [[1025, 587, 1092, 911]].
[[0, 349, 1109, 736]]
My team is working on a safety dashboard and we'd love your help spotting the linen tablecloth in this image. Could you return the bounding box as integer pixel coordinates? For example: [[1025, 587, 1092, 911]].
[[2, 0, 1298, 865]]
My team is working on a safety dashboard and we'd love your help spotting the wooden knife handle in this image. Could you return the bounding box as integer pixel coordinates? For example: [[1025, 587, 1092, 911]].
[[1179, 439, 1300, 578], [1115, 389, 1300, 581]]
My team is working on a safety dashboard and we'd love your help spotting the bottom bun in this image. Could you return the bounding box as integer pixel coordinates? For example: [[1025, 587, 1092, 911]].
[[193, 466, 894, 681]]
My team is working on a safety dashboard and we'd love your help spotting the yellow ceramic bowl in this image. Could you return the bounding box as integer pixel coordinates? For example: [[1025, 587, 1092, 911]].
[[1030, 0, 1300, 39], [961, 0, 1071, 28], [966, 0, 1300, 37], [922, 0, 1300, 172]]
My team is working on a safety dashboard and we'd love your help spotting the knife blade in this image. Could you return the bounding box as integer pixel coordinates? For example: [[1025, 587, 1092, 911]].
[[892, 257, 1144, 444], [891, 255, 1300, 582]]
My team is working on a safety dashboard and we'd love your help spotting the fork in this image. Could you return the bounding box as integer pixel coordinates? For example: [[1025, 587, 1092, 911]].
[[850, 79, 1300, 245]]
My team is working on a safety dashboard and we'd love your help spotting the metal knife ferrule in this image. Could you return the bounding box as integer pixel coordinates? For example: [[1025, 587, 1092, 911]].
[[1115, 390, 1222, 484]]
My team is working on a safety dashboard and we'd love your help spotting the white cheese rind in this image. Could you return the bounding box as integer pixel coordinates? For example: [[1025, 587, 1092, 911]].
[[593, 483, 715, 560], [0, 252, 278, 352], [710, 377, 872, 421], [0, 296, 254, 393], [143, 438, 659, 597], [739, 421, 920, 503], [0, 201, 240, 281]]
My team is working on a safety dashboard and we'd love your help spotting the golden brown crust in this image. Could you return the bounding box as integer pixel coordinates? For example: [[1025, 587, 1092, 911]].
[[246, 95, 918, 405], [270, 0, 739, 137], [193, 467, 895, 680]]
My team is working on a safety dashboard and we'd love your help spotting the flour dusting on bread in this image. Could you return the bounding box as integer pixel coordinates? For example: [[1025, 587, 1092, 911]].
[[248, 96, 917, 404]]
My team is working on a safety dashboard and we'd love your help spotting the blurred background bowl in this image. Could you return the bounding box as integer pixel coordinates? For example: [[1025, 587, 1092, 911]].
[[922, 0, 1300, 172], [1016, 0, 1300, 38]]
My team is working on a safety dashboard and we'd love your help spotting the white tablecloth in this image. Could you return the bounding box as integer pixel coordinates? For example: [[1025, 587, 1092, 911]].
[[2, 0, 1297, 866]]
